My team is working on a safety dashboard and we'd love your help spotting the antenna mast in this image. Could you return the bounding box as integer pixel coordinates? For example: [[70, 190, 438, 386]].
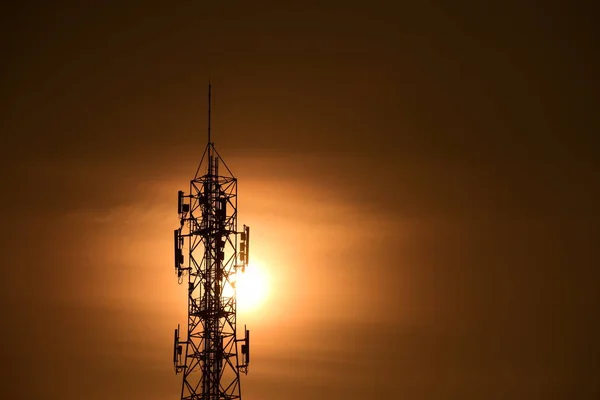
[[208, 82, 211, 144], [172, 84, 251, 400]]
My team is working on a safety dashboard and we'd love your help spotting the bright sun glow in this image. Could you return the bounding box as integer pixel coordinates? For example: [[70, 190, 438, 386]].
[[235, 261, 270, 313]]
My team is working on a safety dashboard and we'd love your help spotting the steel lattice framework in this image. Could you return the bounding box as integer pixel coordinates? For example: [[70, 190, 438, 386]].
[[172, 85, 250, 400]]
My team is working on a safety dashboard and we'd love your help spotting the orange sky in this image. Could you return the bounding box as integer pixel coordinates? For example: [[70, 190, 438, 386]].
[[1, 1, 599, 399]]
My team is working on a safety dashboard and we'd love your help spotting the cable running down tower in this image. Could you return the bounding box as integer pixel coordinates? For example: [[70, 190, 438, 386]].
[[173, 84, 251, 400]]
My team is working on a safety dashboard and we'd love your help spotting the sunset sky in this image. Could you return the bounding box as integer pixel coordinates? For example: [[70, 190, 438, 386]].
[[1, 1, 598, 399]]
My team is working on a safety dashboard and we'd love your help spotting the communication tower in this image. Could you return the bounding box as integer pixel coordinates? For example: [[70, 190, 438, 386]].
[[173, 84, 251, 400]]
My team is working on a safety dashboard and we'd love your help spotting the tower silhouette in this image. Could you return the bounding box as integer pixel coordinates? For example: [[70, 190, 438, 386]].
[[173, 84, 250, 399]]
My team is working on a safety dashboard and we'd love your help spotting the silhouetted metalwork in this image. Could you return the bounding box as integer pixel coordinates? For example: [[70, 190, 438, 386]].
[[173, 84, 250, 400]]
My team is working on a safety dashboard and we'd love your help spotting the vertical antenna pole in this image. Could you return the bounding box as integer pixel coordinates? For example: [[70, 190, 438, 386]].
[[208, 82, 212, 145]]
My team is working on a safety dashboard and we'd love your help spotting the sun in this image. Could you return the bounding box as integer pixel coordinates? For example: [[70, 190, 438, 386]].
[[235, 260, 270, 313]]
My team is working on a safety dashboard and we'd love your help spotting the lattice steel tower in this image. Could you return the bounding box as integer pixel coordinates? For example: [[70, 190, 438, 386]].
[[172, 84, 251, 400]]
